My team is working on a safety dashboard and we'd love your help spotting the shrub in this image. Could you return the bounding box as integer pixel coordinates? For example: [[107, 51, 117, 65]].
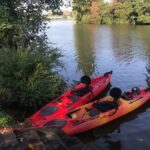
[[0, 48, 67, 115], [82, 15, 90, 23], [0, 111, 14, 127]]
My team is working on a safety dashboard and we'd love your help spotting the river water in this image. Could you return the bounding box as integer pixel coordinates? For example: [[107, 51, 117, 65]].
[[47, 20, 150, 149]]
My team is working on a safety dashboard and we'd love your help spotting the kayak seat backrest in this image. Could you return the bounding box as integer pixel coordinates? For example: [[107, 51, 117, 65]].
[[67, 95, 79, 103], [80, 75, 91, 85], [110, 87, 122, 100], [93, 101, 118, 112], [71, 86, 91, 97]]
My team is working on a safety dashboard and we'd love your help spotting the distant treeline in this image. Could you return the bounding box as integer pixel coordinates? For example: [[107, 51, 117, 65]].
[[73, 0, 150, 24]]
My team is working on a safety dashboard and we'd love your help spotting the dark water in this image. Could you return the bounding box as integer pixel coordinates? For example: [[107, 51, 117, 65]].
[[47, 20, 150, 149]]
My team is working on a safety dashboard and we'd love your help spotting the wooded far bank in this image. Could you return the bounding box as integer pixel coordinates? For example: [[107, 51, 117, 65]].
[[73, 0, 150, 25]]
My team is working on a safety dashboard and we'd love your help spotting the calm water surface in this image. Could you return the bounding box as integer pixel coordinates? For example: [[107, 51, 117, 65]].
[[47, 20, 150, 150]]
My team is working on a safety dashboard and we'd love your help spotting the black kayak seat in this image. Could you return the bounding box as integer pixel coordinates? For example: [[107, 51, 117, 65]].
[[81, 75, 91, 85], [110, 87, 122, 100], [93, 101, 118, 112], [71, 86, 91, 97]]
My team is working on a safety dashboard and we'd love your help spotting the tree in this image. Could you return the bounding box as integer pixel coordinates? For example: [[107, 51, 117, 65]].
[[73, 0, 150, 25], [0, 0, 67, 118], [88, 1, 101, 23], [0, 0, 63, 49], [73, 0, 92, 22]]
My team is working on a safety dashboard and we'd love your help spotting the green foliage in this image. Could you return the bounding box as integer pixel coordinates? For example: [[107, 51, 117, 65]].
[[73, 0, 92, 22], [73, 0, 150, 25], [82, 15, 90, 23], [135, 1, 150, 24], [0, 0, 64, 49], [0, 0, 67, 118], [0, 111, 14, 127], [0, 47, 66, 113]]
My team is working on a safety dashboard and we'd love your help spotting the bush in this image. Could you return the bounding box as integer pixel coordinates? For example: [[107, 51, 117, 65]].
[[0, 48, 67, 115], [137, 15, 150, 24], [0, 111, 14, 127], [82, 15, 90, 23]]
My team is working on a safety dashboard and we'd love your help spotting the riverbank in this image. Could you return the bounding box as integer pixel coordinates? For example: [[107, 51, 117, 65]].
[[47, 15, 74, 20], [73, 1, 150, 25], [0, 127, 84, 150]]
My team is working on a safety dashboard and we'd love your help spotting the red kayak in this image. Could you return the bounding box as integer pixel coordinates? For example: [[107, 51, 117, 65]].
[[43, 87, 150, 136], [28, 71, 112, 127]]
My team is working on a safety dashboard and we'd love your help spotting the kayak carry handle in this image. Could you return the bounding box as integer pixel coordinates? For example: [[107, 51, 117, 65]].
[[104, 70, 113, 76]]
